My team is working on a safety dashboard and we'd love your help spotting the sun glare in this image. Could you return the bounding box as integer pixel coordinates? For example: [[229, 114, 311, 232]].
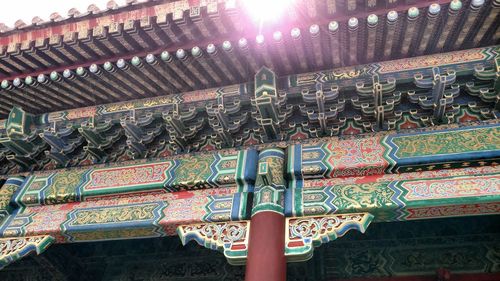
[[243, 0, 294, 23]]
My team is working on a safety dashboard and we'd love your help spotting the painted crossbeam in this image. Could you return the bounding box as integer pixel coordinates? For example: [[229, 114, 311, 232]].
[[0, 187, 250, 242], [6, 148, 256, 208], [286, 166, 500, 221], [288, 123, 500, 187]]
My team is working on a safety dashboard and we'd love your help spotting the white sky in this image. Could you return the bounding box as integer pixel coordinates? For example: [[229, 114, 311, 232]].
[[1, 0, 130, 27]]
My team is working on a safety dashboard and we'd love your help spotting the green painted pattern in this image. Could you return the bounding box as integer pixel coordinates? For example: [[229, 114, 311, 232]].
[[288, 171, 500, 222], [389, 126, 500, 158], [252, 148, 286, 216]]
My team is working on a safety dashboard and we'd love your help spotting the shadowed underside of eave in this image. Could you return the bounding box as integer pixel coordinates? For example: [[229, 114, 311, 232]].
[[0, 215, 498, 281]]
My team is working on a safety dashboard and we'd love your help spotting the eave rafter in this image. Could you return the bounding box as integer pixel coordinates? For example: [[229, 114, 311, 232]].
[[0, 0, 498, 116], [0, 46, 498, 175]]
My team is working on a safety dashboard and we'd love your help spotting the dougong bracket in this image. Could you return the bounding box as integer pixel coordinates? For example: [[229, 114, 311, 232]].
[[353, 74, 400, 131], [465, 58, 500, 118], [408, 67, 460, 124], [252, 67, 293, 142]]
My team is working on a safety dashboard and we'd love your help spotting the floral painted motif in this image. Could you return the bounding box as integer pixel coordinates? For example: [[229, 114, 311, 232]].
[[326, 138, 388, 177], [11, 149, 256, 207], [378, 48, 486, 73], [406, 203, 500, 219], [67, 228, 159, 241], [297, 137, 389, 180], [288, 169, 500, 221], [62, 201, 167, 242]]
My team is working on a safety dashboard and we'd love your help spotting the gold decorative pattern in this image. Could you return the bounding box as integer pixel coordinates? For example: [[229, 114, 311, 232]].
[[70, 204, 158, 225], [177, 221, 250, 265], [43, 170, 86, 204], [391, 127, 500, 158], [285, 213, 374, 262], [0, 235, 54, 269]]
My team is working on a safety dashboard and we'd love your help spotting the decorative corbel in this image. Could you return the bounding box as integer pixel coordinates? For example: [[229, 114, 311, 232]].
[[177, 221, 250, 265], [285, 213, 374, 262], [177, 213, 373, 265], [0, 235, 55, 270]]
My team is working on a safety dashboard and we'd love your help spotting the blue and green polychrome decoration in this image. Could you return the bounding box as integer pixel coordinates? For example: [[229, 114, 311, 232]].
[[0, 121, 499, 267], [287, 46, 499, 88], [285, 171, 500, 221], [0, 177, 23, 221], [203, 192, 252, 222], [382, 124, 500, 173], [0, 235, 54, 270], [61, 201, 168, 242], [287, 123, 500, 188], [251, 148, 286, 216], [9, 148, 258, 207]]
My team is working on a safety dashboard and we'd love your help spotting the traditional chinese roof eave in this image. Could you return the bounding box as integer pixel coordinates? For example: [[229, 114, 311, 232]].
[[0, 1, 498, 116], [0, 0, 169, 36], [0, 0, 497, 83], [0, 46, 498, 175], [0, 44, 496, 118]]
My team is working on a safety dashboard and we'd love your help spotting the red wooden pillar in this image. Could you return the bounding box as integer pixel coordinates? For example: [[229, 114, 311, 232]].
[[245, 212, 286, 281], [245, 148, 287, 281]]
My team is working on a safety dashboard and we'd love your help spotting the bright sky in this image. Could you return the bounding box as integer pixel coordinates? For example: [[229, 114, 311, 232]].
[[1, 0, 130, 27]]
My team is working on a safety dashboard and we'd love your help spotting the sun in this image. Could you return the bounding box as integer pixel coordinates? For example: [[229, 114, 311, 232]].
[[242, 0, 295, 23]]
